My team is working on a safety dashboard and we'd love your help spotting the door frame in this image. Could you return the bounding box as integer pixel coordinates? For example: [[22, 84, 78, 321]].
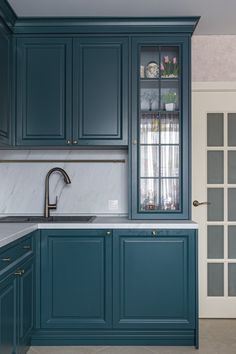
[[192, 81, 236, 318]]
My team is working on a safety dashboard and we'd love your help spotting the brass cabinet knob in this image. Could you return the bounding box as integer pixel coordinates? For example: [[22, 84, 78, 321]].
[[67, 140, 71, 145], [2, 257, 11, 262]]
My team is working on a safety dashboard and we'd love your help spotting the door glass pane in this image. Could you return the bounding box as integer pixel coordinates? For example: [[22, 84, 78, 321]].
[[228, 226, 236, 259], [160, 81, 179, 111], [160, 46, 179, 78], [207, 151, 224, 184], [228, 264, 236, 296], [228, 151, 236, 184], [161, 146, 179, 177], [140, 146, 159, 177], [160, 178, 179, 211], [207, 113, 224, 146], [160, 113, 179, 144], [140, 113, 159, 144], [140, 179, 159, 211], [228, 113, 236, 146], [208, 263, 224, 296], [228, 189, 236, 221], [140, 84, 159, 111], [207, 226, 224, 259], [140, 46, 159, 79], [138, 45, 180, 215], [207, 188, 224, 221]]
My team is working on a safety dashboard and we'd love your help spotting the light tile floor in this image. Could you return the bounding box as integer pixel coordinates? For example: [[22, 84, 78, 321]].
[[28, 319, 236, 354]]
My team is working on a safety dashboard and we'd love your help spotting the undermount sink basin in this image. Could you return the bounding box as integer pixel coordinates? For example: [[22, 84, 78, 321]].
[[0, 216, 95, 223]]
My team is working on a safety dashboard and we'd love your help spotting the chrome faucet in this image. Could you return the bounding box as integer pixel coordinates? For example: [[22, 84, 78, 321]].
[[44, 167, 71, 218]]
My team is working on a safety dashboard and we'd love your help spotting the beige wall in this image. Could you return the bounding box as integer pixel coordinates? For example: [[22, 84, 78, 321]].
[[192, 35, 236, 82]]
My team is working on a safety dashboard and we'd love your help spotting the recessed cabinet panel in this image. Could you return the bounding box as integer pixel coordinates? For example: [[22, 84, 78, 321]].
[[40, 230, 112, 328], [73, 38, 128, 145], [113, 229, 196, 329], [0, 24, 11, 146], [0, 275, 17, 354], [16, 38, 72, 145]]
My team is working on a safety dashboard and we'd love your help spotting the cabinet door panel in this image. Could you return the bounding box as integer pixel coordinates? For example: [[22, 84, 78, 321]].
[[16, 38, 72, 146], [41, 230, 112, 328], [73, 37, 128, 145], [0, 23, 11, 146], [113, 229, 196, 329], [130, 36, 190, 219], [18, 259, 34, 354], [0, 275, 17, 354]]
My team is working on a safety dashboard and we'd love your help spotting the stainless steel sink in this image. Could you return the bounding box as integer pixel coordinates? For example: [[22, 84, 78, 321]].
[[0, 216, 95, 223]]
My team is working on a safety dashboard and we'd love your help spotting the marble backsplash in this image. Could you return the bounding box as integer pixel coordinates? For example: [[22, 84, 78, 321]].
[[0, 150, 128, 216]]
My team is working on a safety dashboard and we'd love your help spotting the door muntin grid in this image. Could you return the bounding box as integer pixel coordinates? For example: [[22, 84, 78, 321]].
[[138, 45, 181, 213], [207, 112, 236, 298]]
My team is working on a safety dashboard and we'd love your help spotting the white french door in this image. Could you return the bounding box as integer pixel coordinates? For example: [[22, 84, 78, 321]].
[[192, 83, 236, 317]]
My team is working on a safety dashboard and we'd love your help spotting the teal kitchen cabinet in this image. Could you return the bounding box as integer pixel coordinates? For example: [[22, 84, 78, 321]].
[[130, 36, 192, 219], [0, 18, 11, 146], [17, 258, 34, 354], [35, 228, 198, 347], [15, 36, 128, 147], [0, 232, 35, 354], [113, 229, 197, 333], [16, 37, 73, 146], [40, 229, 112, 328], [73, 37, 128, 145], [0, 273, 17, 354]]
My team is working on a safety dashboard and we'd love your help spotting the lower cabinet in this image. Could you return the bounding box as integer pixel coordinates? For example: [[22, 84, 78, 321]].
[[0, 233, 35, 354], [113, 229, 196, 330], [40, 229, 112, 328], [34, 228, 198, 347], [0, 274, 17, 354]]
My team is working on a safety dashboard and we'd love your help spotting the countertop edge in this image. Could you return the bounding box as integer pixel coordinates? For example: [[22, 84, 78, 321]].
[[0, 221, 198, 249]]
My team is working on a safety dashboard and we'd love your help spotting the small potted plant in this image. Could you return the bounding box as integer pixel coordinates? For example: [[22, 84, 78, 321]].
[[160, 56, 178, 78], [162, 91, 177, 111]]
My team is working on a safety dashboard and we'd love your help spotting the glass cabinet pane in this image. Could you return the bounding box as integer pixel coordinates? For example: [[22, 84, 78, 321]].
[[138, 45, 181, 213]]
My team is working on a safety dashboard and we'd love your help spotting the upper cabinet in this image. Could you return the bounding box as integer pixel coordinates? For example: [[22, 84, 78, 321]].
[[130, 36, 190, 219], [73, 37, 128, 145], [16, 36, 128, 147], [16, 38, 73, 146], [0, 21, 11, 146]]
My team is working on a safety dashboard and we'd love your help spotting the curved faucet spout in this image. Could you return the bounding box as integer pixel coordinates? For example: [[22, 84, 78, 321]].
[[44, 167, 71, 218]]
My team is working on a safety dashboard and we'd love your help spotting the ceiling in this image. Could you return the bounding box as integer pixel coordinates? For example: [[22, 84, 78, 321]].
[[7, 0, 236, 35]]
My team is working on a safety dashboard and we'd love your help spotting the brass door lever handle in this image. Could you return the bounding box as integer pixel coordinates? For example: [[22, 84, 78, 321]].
[[193, 200, 211, 207]]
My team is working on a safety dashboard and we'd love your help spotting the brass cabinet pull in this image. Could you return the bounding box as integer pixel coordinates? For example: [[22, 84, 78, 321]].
[[2, 257, 11, 262], [14, 269, 25, 276], [23, 245, 31, 250], [193, 200, 211, 207]]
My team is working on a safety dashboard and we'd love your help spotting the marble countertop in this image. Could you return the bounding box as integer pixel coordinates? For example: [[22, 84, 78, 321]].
[[0, 216, 198, 248]]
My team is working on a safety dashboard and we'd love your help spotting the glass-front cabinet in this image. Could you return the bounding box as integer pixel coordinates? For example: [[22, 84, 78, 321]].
[[130, 37, 190, 219]]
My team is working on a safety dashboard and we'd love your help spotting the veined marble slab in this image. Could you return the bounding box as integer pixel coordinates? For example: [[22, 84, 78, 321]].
[[0, 217, 198, 248]]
